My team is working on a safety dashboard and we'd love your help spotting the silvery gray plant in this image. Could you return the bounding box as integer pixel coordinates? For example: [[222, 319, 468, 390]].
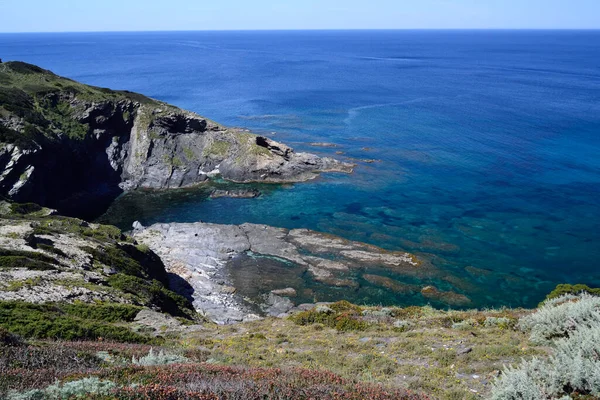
[[491, 293, 600, 399]]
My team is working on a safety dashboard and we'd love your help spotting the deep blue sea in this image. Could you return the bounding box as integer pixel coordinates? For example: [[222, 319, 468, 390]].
[[1, 30, 599, 308]]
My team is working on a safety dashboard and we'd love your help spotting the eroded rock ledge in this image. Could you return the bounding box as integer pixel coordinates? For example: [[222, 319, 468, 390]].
[[132, 221, 471, 324]]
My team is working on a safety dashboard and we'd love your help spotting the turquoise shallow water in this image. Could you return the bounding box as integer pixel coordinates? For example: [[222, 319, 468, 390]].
[[2, 30, 599, 307]]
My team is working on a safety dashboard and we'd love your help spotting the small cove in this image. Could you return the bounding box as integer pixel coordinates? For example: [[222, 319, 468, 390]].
[[3, 30, 599, 308]]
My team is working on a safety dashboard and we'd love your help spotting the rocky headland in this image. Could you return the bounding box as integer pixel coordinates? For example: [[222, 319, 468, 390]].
[[0, 61, 353, 218]]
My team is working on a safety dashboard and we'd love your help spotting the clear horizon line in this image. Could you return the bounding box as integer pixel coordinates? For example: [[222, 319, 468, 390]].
[[1, 28, 600, 34]]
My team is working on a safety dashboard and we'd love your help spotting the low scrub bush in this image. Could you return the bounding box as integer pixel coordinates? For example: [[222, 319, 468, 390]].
[[519, 293, 600, 344], [9, 203, 42, 215], [452, 318, 478, 330], [62, 303, 142, 323], [7, 377, 116, 400], [0, 301, 151, 343], [491, 322, 600, 399], [491, 293, 600, 399], [107, 274, 193, 319], [81, 225, 123, 241], [545, 284, 600, 301], [132, 348, 189, 366], [88, 364, 428, 400], [484, 317, 516, 330], [0, 326, 22, 346], [391, 305, 425, 320], [290, 301, 369, 331], [0, 343, 102, 373], [0, 249, 58, 271], [393, 319, 413, 332], [85, 246, 146, 278]]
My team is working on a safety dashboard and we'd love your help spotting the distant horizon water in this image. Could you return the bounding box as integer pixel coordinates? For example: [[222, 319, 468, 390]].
[[3, 28, 600, 34], [1, 30, 599, 308]]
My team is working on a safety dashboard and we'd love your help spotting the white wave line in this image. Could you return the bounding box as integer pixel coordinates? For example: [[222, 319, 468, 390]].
[[343, 97, 434, 125]]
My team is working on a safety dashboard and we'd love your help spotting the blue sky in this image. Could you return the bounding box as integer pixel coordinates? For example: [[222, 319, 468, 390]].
[[1, 0, 598, 32]]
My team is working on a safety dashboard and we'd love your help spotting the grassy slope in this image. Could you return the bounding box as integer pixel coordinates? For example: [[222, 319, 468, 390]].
[[0, 202, 197, 343], [0, 300, 549, 399], [184, 305, 545, 399], [0, 61, 164, 147]]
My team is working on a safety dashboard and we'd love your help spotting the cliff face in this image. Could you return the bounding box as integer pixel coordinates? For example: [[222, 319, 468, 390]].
[[0, 62, 352, 218]]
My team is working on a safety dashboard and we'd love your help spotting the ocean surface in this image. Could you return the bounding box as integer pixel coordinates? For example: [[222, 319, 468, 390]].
[[1, 30, 599, 308]]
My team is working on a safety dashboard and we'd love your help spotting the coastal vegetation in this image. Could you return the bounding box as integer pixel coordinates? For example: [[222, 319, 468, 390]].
[[0, 282, 596, 398]]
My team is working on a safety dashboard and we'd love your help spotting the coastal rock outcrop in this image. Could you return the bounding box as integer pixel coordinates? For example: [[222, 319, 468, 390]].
[[0, 202, 196, 320], [0, 61, 353, 218], [132, 221, 469, 324]]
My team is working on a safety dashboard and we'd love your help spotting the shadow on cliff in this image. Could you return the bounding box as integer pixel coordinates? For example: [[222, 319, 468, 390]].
[[167, 273, 196, 303], [26, 137, 124, 220], [5, 103, 135, 220]]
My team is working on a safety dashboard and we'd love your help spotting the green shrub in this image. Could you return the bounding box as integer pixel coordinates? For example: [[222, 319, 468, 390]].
[[391, 306, 424, 319], [107, 274, 193, 319], [0, 249, 56, 264], [62, 303, 142, 323], [290, 302, 368, 332], [84, 243, 168, 285], [490, 357, 551, 400], [0, 301, 151, 343], [81, 225, 123, 241], [484, 317, 516, 330], [85, 246, 145, 278], [0, 256, 56, 271], [329, 300, 363, 314], [0, 249, 58, 271], [545, 284, 600, 302], [452, 318, 478, 330], [132, 348, 189, 366], [334, 314, 369, 331], [493, 294, 600, 399], [35, 244, 67, 258], [30, 217, 124, 243], [0, 326, 22, 346], [491, 321, 600, 399], [135, 244, 151, 253]]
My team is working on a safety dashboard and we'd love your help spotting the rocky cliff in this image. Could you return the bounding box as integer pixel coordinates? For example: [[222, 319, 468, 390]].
[[0, 61, 353, 218]]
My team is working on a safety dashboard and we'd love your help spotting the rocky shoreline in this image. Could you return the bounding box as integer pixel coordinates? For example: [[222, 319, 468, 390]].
[[132, 221, 473, 324]]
